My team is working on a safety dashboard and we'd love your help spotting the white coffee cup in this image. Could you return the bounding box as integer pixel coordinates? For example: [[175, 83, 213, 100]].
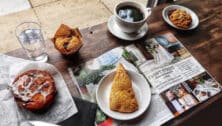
[[114, 1, 152, 33]]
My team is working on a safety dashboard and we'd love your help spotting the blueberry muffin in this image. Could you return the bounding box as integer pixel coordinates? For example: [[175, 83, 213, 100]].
[[52, 24, 83, 55]]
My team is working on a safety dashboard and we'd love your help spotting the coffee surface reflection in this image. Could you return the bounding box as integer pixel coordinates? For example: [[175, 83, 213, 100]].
[[117, 6, 144, 22]]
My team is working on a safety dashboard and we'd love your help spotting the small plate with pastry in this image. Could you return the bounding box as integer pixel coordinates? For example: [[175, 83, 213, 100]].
[[96, 63, 151, 120], [162, 5, 199, 30]]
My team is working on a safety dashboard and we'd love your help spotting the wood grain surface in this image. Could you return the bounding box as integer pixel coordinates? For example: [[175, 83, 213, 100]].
[[7, 0, 222, 125]]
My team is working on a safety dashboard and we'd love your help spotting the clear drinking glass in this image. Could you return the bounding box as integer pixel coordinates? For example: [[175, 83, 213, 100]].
[[15, 22, 48, 62]]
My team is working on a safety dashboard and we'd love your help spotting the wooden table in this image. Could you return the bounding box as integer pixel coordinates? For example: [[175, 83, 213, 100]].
[[7, 0, 222, 125]]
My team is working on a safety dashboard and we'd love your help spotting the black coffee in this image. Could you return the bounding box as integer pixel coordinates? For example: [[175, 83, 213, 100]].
[[117, 6, 144, 22]]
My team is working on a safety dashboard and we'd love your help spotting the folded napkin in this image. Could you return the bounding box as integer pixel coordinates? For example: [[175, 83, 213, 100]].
[[59, 97, 97, 126]]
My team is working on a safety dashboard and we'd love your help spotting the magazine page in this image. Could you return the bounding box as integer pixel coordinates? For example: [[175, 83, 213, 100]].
[[68, 46, 174, 126], [68, 32, 221, 126], [159, 71, 221, 116], [127, 33, 222, 117], [138, 33, 205, 92], [68, 47, 139, 126], [144, 56, 205, 92], [69, 47, 138, 102]]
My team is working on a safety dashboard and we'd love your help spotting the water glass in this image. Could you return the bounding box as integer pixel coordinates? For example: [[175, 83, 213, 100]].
[[15, 22, 48, 62]]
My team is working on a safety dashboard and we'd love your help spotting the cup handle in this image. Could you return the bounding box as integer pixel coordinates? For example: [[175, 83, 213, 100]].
[[146, 8, 152, 16]]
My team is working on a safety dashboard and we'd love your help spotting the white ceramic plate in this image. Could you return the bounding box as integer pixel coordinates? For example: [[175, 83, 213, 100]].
[[162, 5, 199, 30], [107, 15, 148, 41], [96, 70, 151, 120]]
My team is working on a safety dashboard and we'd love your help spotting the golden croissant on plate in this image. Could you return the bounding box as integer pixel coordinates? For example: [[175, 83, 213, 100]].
[[109, 63, 138, 113]]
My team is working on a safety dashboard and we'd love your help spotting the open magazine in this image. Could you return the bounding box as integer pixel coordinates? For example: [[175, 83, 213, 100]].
[[68, 33, 221, 126]]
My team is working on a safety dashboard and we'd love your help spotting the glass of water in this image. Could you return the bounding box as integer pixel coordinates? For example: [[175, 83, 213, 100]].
[[15, 22, 48, 62]]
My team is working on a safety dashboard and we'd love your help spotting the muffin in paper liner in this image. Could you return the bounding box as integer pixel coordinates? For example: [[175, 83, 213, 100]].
[[52, 24, 83, 55]]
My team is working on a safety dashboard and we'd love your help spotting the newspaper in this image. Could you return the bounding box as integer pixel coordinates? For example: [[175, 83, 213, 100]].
[[0, 54, 78, 126], [68, 33, 221, 126]]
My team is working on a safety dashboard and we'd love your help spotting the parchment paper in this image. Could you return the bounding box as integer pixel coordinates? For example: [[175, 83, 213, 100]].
[[0, 54, 78, 126]]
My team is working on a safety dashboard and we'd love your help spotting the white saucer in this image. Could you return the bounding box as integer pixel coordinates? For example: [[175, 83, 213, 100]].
[[107, 16, 148, 41], [96, 70, 151, 120]]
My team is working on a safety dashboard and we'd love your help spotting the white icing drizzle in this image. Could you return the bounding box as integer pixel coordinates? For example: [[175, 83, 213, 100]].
[[11, 73, 53, 104]]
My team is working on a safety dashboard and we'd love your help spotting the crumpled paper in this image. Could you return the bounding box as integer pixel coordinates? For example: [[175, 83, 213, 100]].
[[0, 54, 78, 126]]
